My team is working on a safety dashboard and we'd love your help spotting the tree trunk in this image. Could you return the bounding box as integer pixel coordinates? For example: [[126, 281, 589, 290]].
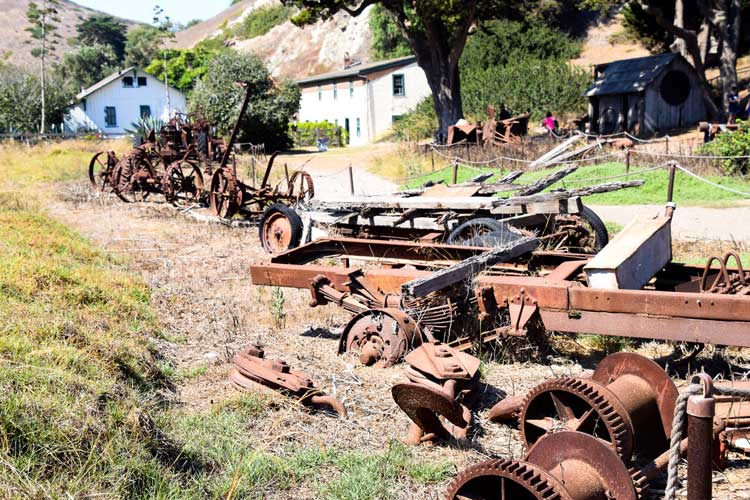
[[671, 0, 688, 57], [415, 52, 463, 142], [717, 0, 741, 112]]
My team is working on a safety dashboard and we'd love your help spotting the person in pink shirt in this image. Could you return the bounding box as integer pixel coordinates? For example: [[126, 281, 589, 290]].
[[542, 111, 558, 133]]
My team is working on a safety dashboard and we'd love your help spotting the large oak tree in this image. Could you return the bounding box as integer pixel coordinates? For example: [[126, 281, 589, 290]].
[[282, 0, 530, 138]]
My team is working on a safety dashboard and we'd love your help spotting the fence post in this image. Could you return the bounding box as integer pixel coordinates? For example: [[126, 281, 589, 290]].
[[431, 148, 435, 172], [452, 160, 458, 185], [251, 156, 256, 188], [348, 164, 355, 195], [665, 135, 670, 154], [625, 147, 631, 173], [284, 163, 290, 188]]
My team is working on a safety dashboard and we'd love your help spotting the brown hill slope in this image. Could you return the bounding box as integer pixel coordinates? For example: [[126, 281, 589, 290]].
[[173, 0, 373, 80], [0, 0, 140, 69]]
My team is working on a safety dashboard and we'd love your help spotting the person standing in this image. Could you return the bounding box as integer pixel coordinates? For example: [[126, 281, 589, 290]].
[[728, 85, 741, 123], [542, 111, 558, 134]]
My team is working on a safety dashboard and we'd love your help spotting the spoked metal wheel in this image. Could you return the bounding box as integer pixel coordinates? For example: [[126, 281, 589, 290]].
[[209, 168, 242, 218], [541, 205, 608, 254], [285, 170, 315, 205], [163, 160, 204, 207], [446, 218, 524, 247], [88, 150, 119, 191]]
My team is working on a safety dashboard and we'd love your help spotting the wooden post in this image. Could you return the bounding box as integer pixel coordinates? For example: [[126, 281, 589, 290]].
[[284, 163, 290, 188], [251, 156, 256, 188], [625, 147, 631, 173], [451, 160, 458, 185], [466, 142, 471, 162], [431, 148, 435, 172], [665, 135, 670, 154], [348, 164, 355, 195]]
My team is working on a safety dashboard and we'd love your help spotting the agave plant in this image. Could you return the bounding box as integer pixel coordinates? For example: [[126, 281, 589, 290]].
[[125, 116, 166, 145]]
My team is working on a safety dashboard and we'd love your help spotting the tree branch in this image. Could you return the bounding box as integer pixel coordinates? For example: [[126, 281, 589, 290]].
[[340, 0, 377, 17]]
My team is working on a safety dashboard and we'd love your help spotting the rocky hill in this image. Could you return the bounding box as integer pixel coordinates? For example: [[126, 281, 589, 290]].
[[173, 0, 373, 80], [0, 0, 140, 69]]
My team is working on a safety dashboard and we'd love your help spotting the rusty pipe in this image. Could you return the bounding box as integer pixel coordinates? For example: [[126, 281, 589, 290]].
[[309, 394, 347, 418], [688, 374, 716, 500]]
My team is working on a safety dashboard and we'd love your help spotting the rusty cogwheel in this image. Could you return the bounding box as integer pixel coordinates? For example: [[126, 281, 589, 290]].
[[444, 458, 571, 500], [519, 377, 634, 460]]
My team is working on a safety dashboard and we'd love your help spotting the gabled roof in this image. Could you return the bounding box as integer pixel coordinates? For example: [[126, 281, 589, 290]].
[[585, 53, 683, 97], [296, 55, 417, 86], [75, 67, 182, 101]]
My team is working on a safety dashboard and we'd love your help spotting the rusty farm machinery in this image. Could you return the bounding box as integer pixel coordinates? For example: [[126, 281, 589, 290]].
[[87, 82, 314, 221]]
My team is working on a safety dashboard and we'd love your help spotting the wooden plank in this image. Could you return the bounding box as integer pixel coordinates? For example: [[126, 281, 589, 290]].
[[515, 165, 578, 196], [401, 237, 539, 298]]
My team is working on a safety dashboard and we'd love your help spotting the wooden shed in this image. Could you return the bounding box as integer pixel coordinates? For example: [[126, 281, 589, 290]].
[[585, 53, 706, 137]]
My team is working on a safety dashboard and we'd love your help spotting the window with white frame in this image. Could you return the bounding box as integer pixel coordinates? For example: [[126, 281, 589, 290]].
[[122, 76, 134, 88]]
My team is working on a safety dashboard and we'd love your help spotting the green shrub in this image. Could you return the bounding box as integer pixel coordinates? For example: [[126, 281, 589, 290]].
[[145, 47, 220, 93], [234, 5, 293, 40], [189, 51, 300, 150], [291, 120, 348, 147], [700, 120, 750, 175], [392, 98, 437, 141]]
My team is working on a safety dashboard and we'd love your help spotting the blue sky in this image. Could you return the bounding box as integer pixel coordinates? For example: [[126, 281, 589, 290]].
[[72, 1, 233, 26]]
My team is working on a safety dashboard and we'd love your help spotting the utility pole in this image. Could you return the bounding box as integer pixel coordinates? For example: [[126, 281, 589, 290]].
[[40, 5, 46, 134]]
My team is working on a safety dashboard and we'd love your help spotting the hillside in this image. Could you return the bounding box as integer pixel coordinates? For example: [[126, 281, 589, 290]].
[[0, 0, 140, 69], [174, 0, 373, 80]]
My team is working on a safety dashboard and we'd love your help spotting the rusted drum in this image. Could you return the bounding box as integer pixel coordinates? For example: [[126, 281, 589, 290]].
[[339, 308, 420, 367]]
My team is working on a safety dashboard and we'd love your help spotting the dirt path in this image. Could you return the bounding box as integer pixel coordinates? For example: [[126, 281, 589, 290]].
[[591, 204, 750, 243]]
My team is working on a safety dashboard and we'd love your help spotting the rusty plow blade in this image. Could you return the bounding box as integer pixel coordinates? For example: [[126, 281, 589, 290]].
[[230, 345, 346, 418]]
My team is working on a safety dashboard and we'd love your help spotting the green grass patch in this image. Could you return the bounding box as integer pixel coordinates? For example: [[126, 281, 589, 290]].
[[401, 161, 750, 206], [160, 397, 453, 499]]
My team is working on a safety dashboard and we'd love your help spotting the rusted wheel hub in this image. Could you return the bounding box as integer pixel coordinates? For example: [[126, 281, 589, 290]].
[[519, 352, 677, 460], [339, 309, 420, 367], [445, 432, 638, 500], [262, 212, 294, 253]]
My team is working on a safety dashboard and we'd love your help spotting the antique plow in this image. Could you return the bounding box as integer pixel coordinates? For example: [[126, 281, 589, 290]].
[[208, 82, 314, 232]]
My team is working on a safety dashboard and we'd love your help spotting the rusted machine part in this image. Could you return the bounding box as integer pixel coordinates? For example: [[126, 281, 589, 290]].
[[88, 150, 119, 191], [231, 345, 346, 417], [280, 170, 315, 204], [700, 251, 750, 295], [445, 432, 639, 500], [487, 395, 526, 422], [688, 374, 715, 500], [112, 150, 160, 203], [392, 343, 481, 445], [209, 167, 244, 218], [519, 352, 678, 460], [339, 308, 421, 367], [162, 160, 204, 207]]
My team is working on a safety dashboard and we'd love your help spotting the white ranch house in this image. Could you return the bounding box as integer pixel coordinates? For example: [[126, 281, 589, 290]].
[[296, 56, 432, 146], [64, 67, 187, 137]]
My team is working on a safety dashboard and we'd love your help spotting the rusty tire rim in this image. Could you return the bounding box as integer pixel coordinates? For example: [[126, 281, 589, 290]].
[[209, 169, 239, 218], [261, 211, 294, 254], [88, 151, 117, 191], [519, 377, 634, 460]]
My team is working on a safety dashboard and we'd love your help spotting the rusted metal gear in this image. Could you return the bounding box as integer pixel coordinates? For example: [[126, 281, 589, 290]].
[[519, 352, 678, 461], [520, 377, 634, 460], [445, 432, 639, 500], [339, 308, 421, 367], [162, 160, 204, 207], [209, 168, 243, 218], [444, 458, 571, 500]]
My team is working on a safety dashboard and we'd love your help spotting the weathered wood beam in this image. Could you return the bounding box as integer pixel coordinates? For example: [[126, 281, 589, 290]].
[[568, 180, 644, 197], [515, 165, 578, 196], [401, 237, 539, 298]]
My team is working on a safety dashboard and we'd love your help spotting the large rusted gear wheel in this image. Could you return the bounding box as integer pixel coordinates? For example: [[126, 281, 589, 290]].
[[209, 168, 242, 218], [444, 458, 571, 500], [519, 377, 634, 460], [162, 160, 204, 207], [339, 309, 421, 367]]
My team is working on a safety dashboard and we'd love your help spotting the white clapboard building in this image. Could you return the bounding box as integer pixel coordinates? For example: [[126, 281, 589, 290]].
[[64, 67, 187, 137], [296, 56, 431, 146]]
